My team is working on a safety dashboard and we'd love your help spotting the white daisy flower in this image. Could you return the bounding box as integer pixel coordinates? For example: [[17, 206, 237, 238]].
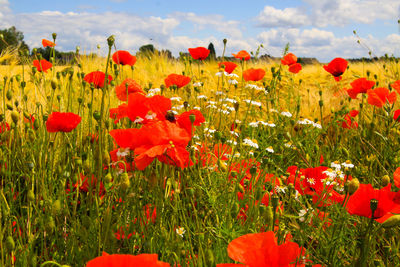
[[193, 82, 203, 87], [197, 95, 207, 99], [341, 160, 354, 168], [170, 96, 182, 101], [266, 146, 274, 153], [117, 147, 130, 157], [243, 138, 259, 149], [176, 227, 186, 237], [228, 79, 238, 85], [281, 111, 292, 117]]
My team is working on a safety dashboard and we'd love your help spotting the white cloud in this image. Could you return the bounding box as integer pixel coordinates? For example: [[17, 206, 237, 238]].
[[255, 6, 310, 28], [305, 0, 400, 27], [256, 1, 400, 28], [257, 27, 400, 61], [2, 11, 179, 53], [172, 12, 243, 39]]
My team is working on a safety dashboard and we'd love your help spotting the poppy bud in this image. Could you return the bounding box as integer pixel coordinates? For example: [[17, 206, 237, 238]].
[[233, 101, 239, 112], [45, 216, 56, 233], [263, 205, 274, 225], [107, 35, 115, 47], [93, 111, 101, 121], [5, 236, 15, 251], [52, 32, 57, 40], [214, 131, 222, 141], [11, 111, 19, 124], [103, 151, 111, 165], [271, 195, 279, 209], [347, 178, 359, 195], [223, 38, 227, 45], [104, 173, 112, 183], [370, 199, 378, 218], [52, 199, 61, 215], [205, 249, 215, 266], [249, 166, 257, 176], [120, 173, 130, 190], [6, 89, 12, 100], [382, 215, 400, 228], [50, 79, 57, 90], [382, 175, 390, 187], [27, 190, 35, 202]]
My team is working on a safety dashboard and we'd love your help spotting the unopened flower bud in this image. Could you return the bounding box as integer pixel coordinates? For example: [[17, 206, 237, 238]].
[[11, 111, 19, 123], [382, 175, 390, 187], [382, 215, 400, 228], [347, 178, 360, 195]]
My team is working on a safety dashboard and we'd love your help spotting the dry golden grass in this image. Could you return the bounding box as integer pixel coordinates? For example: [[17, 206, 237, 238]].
[[1, 50, 399, 122]]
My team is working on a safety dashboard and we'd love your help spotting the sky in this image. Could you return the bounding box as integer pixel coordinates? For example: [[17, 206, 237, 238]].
[[1, 0, 399, 61]]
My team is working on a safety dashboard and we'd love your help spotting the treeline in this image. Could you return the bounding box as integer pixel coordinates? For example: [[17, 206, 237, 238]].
[[0, 26, 398, 65]]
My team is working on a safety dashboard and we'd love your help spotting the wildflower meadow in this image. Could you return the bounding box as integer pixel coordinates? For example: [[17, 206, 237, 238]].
[[1, 31, 400, 267]]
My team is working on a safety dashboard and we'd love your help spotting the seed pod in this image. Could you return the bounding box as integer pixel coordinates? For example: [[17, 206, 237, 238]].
[[11, 111, 19, 123], [6, 89, 12, 100], [5, 236, 15, 251]]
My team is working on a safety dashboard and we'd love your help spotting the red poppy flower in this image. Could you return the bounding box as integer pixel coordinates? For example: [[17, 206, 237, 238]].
[[323, 58, 348, 81], [0, 122, 10, 133], [281, 53, 297, 66], [188, 47, 210, 60], [46, 112, 81, 132], [127, 93, 171, 123], [391, 80, 400, 95], [115, 78, 144, 101], [288, 63, 302, 74], [33, 59, 52, 73], [86, 252, 170, 267], [346, 183, 400, 220], [340, 110, 359, 129], [394, 109, 400, 121], [164, 73, 191, 88], [243, 68, 266, 81], [176, 109, 205, 136], [109, 103, 128, 123], [84, 71, 113, 89], [232, 50, 251, 61], [346, 78, 375, 99], [367, 87, 397, 108], [110, 120, 191, 170], [216, 231, 304, 267], [112, 50, 137, 66], [66, 173, 105, 197], [394, 167, 400, 189], [219, 61, 238, 74], [42, 39, 55, 48], [281, 52, 302, 73]]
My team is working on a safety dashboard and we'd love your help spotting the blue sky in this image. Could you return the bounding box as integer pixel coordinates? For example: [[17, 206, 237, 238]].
[[2, 0, 400, 61]]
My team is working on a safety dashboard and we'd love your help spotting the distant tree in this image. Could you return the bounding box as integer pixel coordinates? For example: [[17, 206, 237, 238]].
[[208, 42, 216, 60], [139, 44, 155, 54], [0, 26, 29, 53], [33, 47, 76, 64]]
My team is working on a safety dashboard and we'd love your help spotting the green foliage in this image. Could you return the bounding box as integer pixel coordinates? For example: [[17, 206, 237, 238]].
[[0, 26, 29, 53]]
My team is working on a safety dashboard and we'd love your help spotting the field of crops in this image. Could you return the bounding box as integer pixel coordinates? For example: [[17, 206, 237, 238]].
[[1, 35, 400, 266]]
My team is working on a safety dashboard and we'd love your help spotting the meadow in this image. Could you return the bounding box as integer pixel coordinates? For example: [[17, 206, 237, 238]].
[[1, 36, 400, 266]]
